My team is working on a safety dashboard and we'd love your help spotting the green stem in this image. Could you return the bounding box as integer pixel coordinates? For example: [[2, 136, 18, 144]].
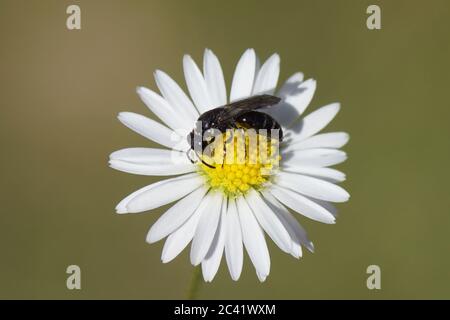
[[187, 267, 202, 300]]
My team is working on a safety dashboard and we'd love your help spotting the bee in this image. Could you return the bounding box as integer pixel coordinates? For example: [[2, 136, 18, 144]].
[[187, 94, 283, 168]]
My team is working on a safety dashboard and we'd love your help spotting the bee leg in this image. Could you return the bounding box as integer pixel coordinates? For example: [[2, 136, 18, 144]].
[[222, 128, 236, 167], [221, 142, 227, 168], [224, 133, 233, 144], [244, 131, 248, 162]]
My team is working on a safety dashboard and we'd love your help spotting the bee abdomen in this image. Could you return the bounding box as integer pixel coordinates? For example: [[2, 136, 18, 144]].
[[236, 111, 283, 141]]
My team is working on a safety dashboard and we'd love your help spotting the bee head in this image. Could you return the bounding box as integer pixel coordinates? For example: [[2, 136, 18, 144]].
[[187, 129, 203, 151]]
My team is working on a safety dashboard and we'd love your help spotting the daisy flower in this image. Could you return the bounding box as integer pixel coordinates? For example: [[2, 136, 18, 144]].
[[109, 49, 350, 282]]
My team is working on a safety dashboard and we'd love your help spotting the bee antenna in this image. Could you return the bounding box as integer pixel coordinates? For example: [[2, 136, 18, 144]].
[[185, 148, 216, 169], [201, 158, 216, 169], [186, 149, 196, 164], [195, 150, 216, 169]]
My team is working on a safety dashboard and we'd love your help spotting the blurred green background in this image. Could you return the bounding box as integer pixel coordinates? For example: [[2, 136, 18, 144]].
[[0, 0, 449, 299]]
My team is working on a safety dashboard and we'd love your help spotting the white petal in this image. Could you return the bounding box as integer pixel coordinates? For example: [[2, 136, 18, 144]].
[[236, 196, 270, 279], [109, 148, 173, 163], [257, 272, 267, 282], [285, 132, 349, 151], [109, 159, 195, 176], [146, 186, 209, 243], [269, 185, 336, 224], [245, 190, 292, 253], [190, 192, 223, 266], [278, 73, 304, 97], [161, 196, 208, 263], [276, 172, 350, 203], [201, 200, 227, 282], [230, 49, 256, 102], [203, 49, 227, 108], [269, 77, 316, 127], [282, 148, 347, 167], [154, 70, 199, 122], [261, 191, 314, 253], [116, 173, 204, 214], [109, 147, 181, 162], [309, 197, 338, 218], [252, 53, 280, 96], [117, 112, 185, 151], [224, 198, 243, 281], [281, 166, 346, 183], [290, 103, 340, 140], [183, 54, 212, 114], [254, 54, 261, 76], [136, 87, 188, 131], [109, 148, 195, 176]]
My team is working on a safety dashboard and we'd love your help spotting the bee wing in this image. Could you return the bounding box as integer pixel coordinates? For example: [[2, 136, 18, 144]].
[[218, 94, 281, 122], [223, 94, 281, 110]]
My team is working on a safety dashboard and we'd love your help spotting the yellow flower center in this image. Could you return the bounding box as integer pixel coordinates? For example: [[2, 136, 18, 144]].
[[199, 131, 281, 197]]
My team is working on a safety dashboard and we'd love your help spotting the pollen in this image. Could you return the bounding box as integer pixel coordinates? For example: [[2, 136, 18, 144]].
[[199, 131, 281, 197]]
